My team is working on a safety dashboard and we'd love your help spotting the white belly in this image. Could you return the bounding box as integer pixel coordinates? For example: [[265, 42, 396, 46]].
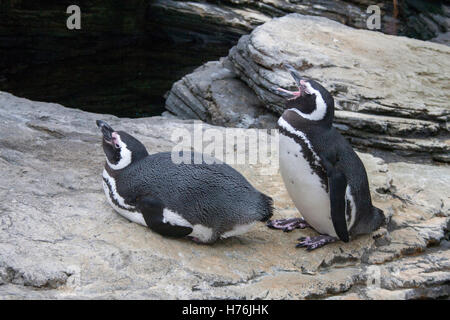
[[279, 134, 337, 237]]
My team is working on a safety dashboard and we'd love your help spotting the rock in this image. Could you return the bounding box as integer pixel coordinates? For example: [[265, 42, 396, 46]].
[[149, 0, 450, 44], [166, 14, 450, 162], [0, 92, 448, 299], [165, 58, 278, 128], [1, 1, 448, 119]]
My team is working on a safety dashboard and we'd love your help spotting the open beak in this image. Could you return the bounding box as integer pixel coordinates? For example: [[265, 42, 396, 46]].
[[96, 120, 114, 143], [284, 64, 303, 87], [272, 64, 307, 100]]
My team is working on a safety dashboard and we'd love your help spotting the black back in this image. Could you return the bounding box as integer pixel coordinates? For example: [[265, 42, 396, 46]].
[[105, 152, 273, 231]]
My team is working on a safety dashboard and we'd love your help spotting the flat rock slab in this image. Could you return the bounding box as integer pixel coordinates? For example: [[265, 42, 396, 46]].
[[0, 92, 448, 299]]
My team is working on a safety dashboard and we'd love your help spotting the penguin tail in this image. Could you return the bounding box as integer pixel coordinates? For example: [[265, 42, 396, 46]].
[[259, 193, 274, 222], [372, 206, 386, 229]]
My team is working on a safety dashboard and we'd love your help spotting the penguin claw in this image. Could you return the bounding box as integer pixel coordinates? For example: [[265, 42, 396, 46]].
[[267, 218, 310, 232], [295, 235, 337, 251]]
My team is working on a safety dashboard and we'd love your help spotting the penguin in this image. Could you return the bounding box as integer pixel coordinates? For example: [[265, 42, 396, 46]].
[[96, 120, 273, 244], [267, 64, 385, 250]]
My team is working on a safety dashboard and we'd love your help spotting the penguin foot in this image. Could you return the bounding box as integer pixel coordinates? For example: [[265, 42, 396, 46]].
[[267, 218, 310, 232], [187, 236, 216, 245], [187, 236, 206, 244], [296, 235, 337, 250]]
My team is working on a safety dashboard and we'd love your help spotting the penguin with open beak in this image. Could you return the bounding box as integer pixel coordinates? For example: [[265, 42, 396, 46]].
[[267, 65, 385, 250]]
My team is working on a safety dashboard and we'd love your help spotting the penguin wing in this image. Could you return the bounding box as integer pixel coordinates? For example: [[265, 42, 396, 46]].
[[136, 196, 193, 238], [328, 168, 349, 242], [321, 158, 350, 242]]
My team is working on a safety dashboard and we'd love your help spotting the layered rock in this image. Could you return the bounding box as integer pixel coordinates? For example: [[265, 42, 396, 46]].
[[166, 14, 450, 162], [149, 0, 450, 44], [0, 92, 448, 299], [165, 58, 278, 128]]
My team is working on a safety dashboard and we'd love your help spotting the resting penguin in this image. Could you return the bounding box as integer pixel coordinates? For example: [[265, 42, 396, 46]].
[[96, 120, 273, 244], [267, 64, 385, 250]]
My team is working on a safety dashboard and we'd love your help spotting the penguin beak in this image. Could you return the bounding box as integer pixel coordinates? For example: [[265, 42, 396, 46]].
[[96, 120, 114, 143], [284, 64, 303, 87], [272, 64, 308, 100]]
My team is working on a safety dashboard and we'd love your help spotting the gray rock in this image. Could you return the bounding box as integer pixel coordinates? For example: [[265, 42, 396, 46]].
[[0, 92, 448, 299], [166, 14, 450, 162], [149, 0, 450, 44], [166, 58, 278, 128]]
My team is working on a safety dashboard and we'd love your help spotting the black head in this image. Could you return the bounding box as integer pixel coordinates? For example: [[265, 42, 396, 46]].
[[274, 64, 335, 125], [96, 120, 149, 170]]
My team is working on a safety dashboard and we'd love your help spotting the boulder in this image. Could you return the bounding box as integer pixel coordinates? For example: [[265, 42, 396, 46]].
[[166, 14, 450, 162], [165, 58, 278, 128], [0, 92, 448, 299]]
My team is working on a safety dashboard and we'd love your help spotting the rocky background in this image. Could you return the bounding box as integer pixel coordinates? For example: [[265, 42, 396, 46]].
[[150, 0, 450, 44], [0, 0, 449, 116], [166, 14, 450, 163], [0, 1, 449, 299]]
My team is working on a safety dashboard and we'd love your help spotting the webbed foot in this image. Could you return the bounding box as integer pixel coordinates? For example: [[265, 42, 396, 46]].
[[267, 218, 310, 232], [296, 235, 337, 250]]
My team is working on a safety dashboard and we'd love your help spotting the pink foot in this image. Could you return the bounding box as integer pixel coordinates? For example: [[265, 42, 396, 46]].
[[267, 218, 310, 232]]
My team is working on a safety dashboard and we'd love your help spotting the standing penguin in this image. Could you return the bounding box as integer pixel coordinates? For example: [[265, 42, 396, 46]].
[[96, 120, 273, 244], [267, 65, 385, 250]]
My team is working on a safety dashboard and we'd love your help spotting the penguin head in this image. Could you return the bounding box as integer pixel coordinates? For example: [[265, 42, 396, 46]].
[[96, 120, 148, 170], [274, 64, 334, 125]]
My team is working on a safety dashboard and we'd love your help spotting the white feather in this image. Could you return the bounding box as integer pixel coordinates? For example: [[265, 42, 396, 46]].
[[163, 208, 192, 228], [162, 208, 214, 243], [279, 133, 337, 237], [102, 169, 147, 226], [345, 185, 356, 230], [106, 134, 132, 170], [278, 117, 321, 166], [221, 222, 256, 239], [190, 224, 214, 243]]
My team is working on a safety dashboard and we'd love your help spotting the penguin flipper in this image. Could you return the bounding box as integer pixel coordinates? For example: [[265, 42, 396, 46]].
[[136, 196, 193, 238], [327, 168, 350, 242]]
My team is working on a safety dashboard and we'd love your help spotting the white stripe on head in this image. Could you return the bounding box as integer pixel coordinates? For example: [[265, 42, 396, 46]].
[[106, 133, 132, 170], [289, 82, 327, 121]]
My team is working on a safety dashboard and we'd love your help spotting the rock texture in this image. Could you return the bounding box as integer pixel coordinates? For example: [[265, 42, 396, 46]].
[[166, 14, 450, 162], [165, 58, 278, 128], [0, 92, 448, 299], [149, 0, 450, 44], [1, 1, 448, 119]]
